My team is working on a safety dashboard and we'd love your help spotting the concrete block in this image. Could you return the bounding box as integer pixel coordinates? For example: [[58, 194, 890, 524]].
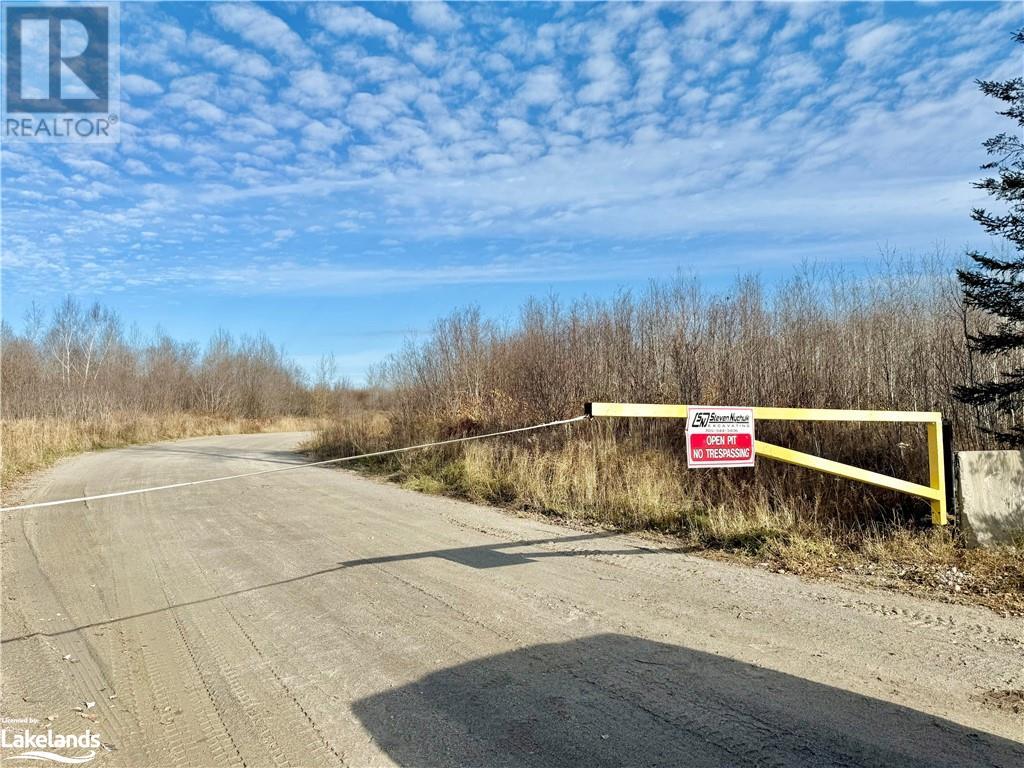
[[956, 451, 1024, 548]]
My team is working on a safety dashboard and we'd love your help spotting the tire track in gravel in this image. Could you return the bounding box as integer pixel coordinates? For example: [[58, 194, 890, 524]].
[[156, 503, 349, 768], [3, 433, 1022, 768]]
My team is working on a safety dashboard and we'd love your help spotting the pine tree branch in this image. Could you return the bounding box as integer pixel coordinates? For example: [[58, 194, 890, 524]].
[[960, 250, 1024, 273], [979, 423, 1024, 448], [971, 208, 1024, 250], [954, 373, 1024, 407], [968, 328, 1024, 354], [955, 27, 1024, 430]]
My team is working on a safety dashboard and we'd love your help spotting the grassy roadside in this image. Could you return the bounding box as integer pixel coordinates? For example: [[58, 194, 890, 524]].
[[2, 413, 319, 495], [305, 413, 1024, 616]]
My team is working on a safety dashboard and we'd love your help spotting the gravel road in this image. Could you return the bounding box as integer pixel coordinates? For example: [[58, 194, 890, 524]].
[[2, 432, 1022, 767]]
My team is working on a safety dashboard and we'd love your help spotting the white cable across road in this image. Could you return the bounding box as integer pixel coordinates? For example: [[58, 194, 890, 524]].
[[0, 415, 591, 513]]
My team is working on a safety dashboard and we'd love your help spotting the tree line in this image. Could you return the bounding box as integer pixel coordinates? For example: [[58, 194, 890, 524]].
[[1, 297, 353, 421], [372, 255, 1008, 451]]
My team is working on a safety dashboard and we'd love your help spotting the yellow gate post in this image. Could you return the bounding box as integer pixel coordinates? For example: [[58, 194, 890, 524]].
[[584, 403, 949, 525]]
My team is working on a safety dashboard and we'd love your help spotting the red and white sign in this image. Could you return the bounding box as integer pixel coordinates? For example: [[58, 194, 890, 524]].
[[685, 406, 755, 468]]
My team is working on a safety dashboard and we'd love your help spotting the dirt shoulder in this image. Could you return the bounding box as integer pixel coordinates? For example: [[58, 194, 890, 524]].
[[346, 462, 1024, 618]]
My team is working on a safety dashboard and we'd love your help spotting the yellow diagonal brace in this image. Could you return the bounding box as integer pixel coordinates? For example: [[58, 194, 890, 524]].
[[754, 440, 942, 502]]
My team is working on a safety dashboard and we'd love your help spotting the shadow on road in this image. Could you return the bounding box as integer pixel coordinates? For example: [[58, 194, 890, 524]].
[[1, 533, 653, 644], [353, 633, 1024, 768], [336, 531, 661, 570]]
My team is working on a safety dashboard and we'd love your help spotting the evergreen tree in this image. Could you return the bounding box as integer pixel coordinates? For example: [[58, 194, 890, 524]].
[[955, 29, 1024, 446]]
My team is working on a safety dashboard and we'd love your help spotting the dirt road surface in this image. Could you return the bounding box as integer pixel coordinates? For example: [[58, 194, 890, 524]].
[[2, 432, 1022, 767]]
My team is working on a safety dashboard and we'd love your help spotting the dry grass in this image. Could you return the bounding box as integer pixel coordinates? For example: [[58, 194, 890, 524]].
[[2, 412, 320, 494], [308, 414, 848, 539], [306, 412, 1024, 614], [749, 528, 1024, 615]]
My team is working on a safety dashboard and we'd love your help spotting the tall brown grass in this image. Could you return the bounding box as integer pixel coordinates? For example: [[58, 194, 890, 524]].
[[311, 255, 1020, 539], [2, 413, 320, 494]]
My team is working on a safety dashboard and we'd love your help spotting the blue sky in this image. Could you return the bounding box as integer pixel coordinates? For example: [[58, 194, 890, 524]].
[[2, 1, 1022, 382]]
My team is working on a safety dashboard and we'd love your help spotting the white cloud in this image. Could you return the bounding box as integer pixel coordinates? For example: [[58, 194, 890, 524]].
[[165, 95, 227, 123], [301, 118, 349, 150], [347, 92, 404, 133], [497, 117, 532, 142], [190, 31, 274, 79], [311, 4, 400, 46], [233, 116, 278, 137], [409, 39, 442, 69], [147, 133, 182, 150], [409, 2, 462, 33], [123, 19, 188, 76], [123, 159, 154, 176], [211, 3, 312, 62], [766, 54, 822, 93], [578, 53, 628, 104], [167, 72, 219, 98], [4, 0, 1015, 303], [58, 180, 119, 202], [846, 21, 907, 65], [62, 156, 114, 177], [205, 258, 606, 296], [633, 31, 671, 109], [483, 52, 513, 73], [122, 73, 164, 96], [519, 67, 563, 106], [284, 67, 351, 110]]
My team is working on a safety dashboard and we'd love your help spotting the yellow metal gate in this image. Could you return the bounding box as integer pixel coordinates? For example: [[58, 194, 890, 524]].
[[584, 403, 951, 525]]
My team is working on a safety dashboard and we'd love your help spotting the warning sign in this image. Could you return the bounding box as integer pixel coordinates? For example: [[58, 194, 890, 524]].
[[686, 406, 755, 468]]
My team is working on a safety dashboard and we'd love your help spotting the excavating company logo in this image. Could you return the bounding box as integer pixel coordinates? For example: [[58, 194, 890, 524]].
[[689, 411, 751, 429], [1, 718, 100, 764], [3, 2, 120, 142]]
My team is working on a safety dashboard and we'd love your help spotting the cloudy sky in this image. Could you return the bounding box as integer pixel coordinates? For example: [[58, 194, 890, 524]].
[[2, 1, 1021, 381]]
